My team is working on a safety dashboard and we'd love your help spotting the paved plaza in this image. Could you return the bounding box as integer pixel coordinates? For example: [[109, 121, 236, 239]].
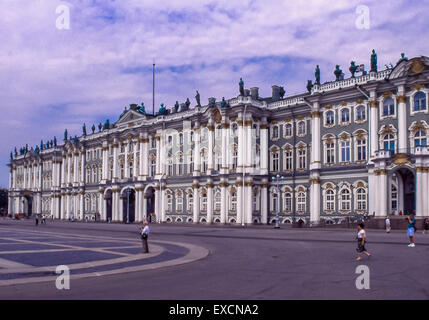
[[0, 219, 428, 299]]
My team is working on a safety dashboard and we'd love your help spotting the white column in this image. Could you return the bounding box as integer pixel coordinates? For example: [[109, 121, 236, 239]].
[[369, 99, 379, 159], [67, 154, 72, 184], [73, 152, 79, 184], [377, 169, 388, 217], [124, 142, 129, 179], [193, 182, 200, 223], [102, 143, 108, 182], [236, 179, 243, 225], [61, 155, 66, 186], [113, 141, 119, 181], [133, 140, 138, 179], [23, 164, 27, 189], [220, 181, 227, 223], [221, 122, 229, 174], [194, 125, 201, 176], [368, 168, 377, 215], [143, 193, 148, 222], [207, 125, 214, 174], [80, 151, 85, 184], [141, 135, 149, 179], [245, 180, 252, 224], [260, 123, 268, 175], [397, 92, 408, 153], [245, 120, 253, 173], [207, 182, 213, 224], [237, 117, 244, 173], [80, 193, 84, 219], [261, 183, 268, 224], [98, 191, 103, 220], [155, 136, 161, 175], [416, 167, 424, 217], [424, 168, 429, 217]]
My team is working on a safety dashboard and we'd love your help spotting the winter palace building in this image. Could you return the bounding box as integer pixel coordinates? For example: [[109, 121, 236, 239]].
[[7, 53, 429, 225]]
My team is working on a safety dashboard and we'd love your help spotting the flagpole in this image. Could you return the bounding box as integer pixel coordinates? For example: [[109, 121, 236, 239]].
[[152, 59, 155, 115]]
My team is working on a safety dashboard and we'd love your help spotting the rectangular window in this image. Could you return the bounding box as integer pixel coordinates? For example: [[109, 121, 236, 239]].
[[341, 141, 350, 162]]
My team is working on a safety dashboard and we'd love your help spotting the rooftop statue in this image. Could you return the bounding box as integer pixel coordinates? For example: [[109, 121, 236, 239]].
[[64, 129, 68, 141], [239, 78, 244, 96], [158, 103, 166, 115], [40, 140, 44, 150], [397, 52, 408, 64], [185, 98, 191, 109], [104, 119, 110, 130], [220, 97, 229, 108], [174, 101, 180, 112], [34, 146, 40, 154], [91, 124, 96, 134], [279, 86, 285, 99], [82, 123, 87, 136], [195, 90, 201, 106], [370, 49, 377, 72], [54, 136, 57, 146], [98, 123, 103, 132], [349, 61, 358, 78], [208, 97, 216, 108], [14, 147, 17, 157], [10, 152, 12, 160], [306, 80, 313, 93], [315, 65, 321, 85], [73, 136, 78, 144], [138, 102, 146, 114], [334, 65, 343, 81]]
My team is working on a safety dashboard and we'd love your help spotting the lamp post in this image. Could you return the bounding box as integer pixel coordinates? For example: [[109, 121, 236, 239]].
[[125, 187, 131, 224], [273, 174, 284, 229]]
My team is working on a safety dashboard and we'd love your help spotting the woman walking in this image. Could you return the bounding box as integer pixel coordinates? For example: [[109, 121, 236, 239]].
[[356, 223, 371, 261]]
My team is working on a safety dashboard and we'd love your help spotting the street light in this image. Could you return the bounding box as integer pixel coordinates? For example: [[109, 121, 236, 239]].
[[273, 174, 284, 229]]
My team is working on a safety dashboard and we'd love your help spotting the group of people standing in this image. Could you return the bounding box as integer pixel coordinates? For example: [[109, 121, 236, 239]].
[[357, 214, 429, 260]]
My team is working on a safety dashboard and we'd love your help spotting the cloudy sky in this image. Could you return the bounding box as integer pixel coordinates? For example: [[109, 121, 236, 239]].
[[1, 0, 428, 187]]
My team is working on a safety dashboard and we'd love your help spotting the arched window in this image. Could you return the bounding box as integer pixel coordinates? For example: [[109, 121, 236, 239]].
[[297, 121, 306, 135], [414, 92, 426, 111], [356, 138, 367, 161], [326, 111, 335, 125], [166, 193, 173, 212], [187, 193, 193, 212], [356, 188, 367, 210], [414, 130, 427, 147], [272, 126, 279, 139], [297, 192, 306, 212], [341, 109, 350, 123], [391, 185, 398, 211], [176, 192, 183, 212], [326, 141, 335, 164], [383, 98, 395, 116], [201, 192, 207, 212], [283, 192, 292, 212], [340, 189, 351, 211], [230, 191, 237, 212], [326, 189, 335, 211], [383, 134, 395, 153], [128, 162, 133, 178], [356, 105, 366, 121], [285, 123, 292, 137], [215, 191, 221, 211], [150, 158, 156, 177], [177, 153, 184, 175]]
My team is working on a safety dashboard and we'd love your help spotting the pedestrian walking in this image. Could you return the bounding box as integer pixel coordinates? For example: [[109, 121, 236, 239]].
[[140, 222, 150, 253], [41, 215, 46, 225], [423, 218, 429, 234], [35, 213, 39, 226], [385, 216, 391, 233], [407, 213, 416, 247], [356, 223, 371, 261]]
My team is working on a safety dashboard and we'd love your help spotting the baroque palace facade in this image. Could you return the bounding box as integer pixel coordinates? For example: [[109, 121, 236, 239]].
[[7, 53, 429, 225]]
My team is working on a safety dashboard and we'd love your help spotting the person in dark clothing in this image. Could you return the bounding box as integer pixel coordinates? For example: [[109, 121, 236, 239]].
[[35, 214, 39, 226]]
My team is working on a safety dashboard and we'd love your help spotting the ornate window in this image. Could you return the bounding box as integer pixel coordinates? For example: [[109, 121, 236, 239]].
[[340, 140, 351, 162], [414, 130, 427, 147], [296, 192, 306, 212], [129, 141, 134, 152], [189, 152, 194, 173], [283, 148, 293, 171], [271, 125, 279, 140], [383, 134, 395, 153], [120, 144, 125, 153], [283, 192, 292, 212], [356, 188, 367, 211], [231, 144, 238, 171], [271, 149, 280, 172], [215, 191, 221, 211], [326, 189, 335, 211], [326, 141, 335, 164], [151, 137, 156, 149], [383, 98, 395, 116], [167, 158, 173, 176], [271, 189, 278, 212], [341, 109, 350, 123], [340, 189, 351, 211], [356, 105, 366, 121], [201, 149, 208, 174], [187, 193, 193, 212], [150, 158, 156, 177], [414, 92, 426, 111], [356, 138, 367, 161], [284, 123, 292, 137], [201, 191, 207, 212], [166, 193, 173, 212], [326, 111, 335, 125], [232, 123, 238, 136], [391, 185, 398, 211], [298, 148, 306, 170], [128, 162, 133, 177], [176, 191, 183, 212], [297, 121, 306, 136], [179, 133, 184, 145], [230, 190, 237, 212], [120, 163, 124, 179]]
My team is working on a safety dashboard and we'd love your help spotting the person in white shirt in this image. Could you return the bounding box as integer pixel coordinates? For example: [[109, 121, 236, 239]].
[[356, 223, 371, 261], [385, 216, 391, 233], [140, 222, 150, 253]]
